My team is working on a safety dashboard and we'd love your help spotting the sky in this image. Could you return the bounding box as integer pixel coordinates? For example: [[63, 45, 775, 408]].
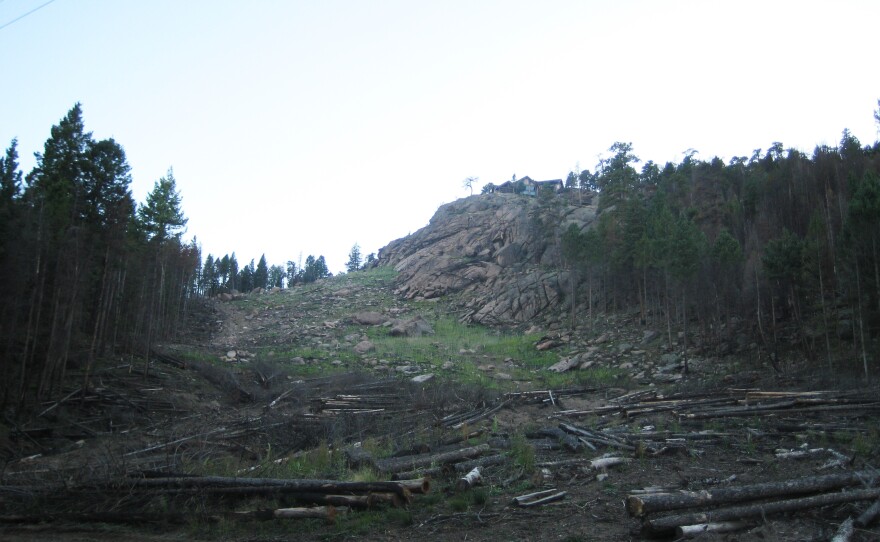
[[2, 1, 879, 274]]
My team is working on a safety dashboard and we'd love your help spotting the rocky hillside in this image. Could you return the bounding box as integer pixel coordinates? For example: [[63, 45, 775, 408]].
[[377, 192, 596, 326]]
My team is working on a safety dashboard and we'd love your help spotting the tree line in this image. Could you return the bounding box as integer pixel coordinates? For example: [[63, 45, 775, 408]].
[[559, 106, 880, 375], [197, 252, 332, 296], [0, 105, 359, 413], [0, 104, 196, 412]]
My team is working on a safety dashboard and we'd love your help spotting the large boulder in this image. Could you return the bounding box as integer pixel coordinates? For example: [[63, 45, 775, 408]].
[[389, 316, 435, 337], [351, 311, 388, 326], [377, 193, 598, 326]]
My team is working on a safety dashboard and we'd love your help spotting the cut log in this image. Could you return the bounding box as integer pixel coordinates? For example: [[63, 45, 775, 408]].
[[512, 488, 567, 507], [457, 467, 482, 491], [536, 427, 584, 452], [830, 517, 855, 542], [627, 470, 880, 517], [85, 476, 413, 501], [855, 498, 880, 527], [238, 505, 336, 522], [394, 478, 431, 495], [286, 492, 402, 509], [676, 521, 753, 538], [441, 429, 486, 446], [391, 466, 441, 481], [589, 457, 629, 470], [453, 453, 508, 473], [558, 423, 635, 451], [374, 443, 490, 474], [642, 487, 880, 537]]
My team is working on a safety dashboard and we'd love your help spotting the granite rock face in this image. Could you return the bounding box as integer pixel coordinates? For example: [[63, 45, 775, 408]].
[[377, 192, 598, 325]]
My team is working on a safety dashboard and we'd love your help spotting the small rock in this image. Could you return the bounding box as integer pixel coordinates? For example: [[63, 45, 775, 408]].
[[642, 330, 660, 344], [441, 361, 455, 370], [411, 373, 434, 383], [226, 350, 237, 359], [494, 372, 512, 380], [660, 353, 680, 365], [547, 358, 579, 373]]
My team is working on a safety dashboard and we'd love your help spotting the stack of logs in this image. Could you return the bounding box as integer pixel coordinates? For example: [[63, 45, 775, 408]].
[[1, 475, 431, 525], [626, 470, 880, 539]]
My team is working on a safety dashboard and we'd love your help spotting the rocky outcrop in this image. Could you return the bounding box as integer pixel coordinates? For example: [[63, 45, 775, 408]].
[[377, 192, 598, 325]]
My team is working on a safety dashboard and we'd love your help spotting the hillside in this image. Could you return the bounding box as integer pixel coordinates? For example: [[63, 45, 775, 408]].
[[1, 253, 879, 541]]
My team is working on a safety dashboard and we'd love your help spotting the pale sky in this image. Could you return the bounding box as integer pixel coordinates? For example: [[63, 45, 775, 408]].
[[2, 1, 879, 273]]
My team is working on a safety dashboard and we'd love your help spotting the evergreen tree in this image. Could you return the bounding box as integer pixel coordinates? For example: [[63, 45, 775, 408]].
[[346, 243, 362, 273], [201, 254, 216, 296], [228, 253, 239, 291], [301, 254, 330, 283], [267, 264, 286, 288], [0, 139, 22, 260], [239, 259, 255, 292], [138, 169, 187, 243], [286, 260, 299, 286], [254, 254, 269, 289]]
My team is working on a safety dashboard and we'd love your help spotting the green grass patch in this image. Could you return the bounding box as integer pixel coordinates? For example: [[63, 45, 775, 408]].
[[509, 433, 535, 473]]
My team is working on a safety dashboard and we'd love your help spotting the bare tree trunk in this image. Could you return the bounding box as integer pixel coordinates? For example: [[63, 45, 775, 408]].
[[588, 269, 593, 331], [682, 289, 689, 374], [665, 270, 672, 349], [855, 261, 868, 378], [83, 248, 112, 394], [873, 234, 879, 313], [817, 241, 833, 370]]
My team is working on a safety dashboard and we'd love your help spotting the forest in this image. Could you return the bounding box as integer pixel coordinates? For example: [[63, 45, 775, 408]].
[[557, 111, 880, 377], [0, 104, 335, 415], [1, 103, 879, 419]]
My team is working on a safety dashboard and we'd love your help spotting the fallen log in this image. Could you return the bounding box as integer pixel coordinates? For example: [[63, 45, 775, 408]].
[[512, 488, 567, 507], [855, 498, 880, 527], [394, 478, 431, 495], [237, 505, 336, 523], [391, 453, 506, 481], [830, 517, 854, 542], [374, 443, 490, 474], [0, 512, 189, 525], [642, 487, 880, 537], [286, 492, 403, 509], [627, 470, 880, 517], [535, 427, 584, 452], [81, 476, 413, 501], [457, 467, 482, 491], [453, 453, 508, 473], [676, 521, 754, 538], [536, 456, 630, 470], [441, 429, 486, 446], [558, 423, 635, 451]]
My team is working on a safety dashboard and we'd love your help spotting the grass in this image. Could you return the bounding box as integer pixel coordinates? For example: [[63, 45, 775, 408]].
[[509, 433, 536, 473]]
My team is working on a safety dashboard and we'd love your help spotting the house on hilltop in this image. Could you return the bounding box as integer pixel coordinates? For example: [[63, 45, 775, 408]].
[[494, 176, 563, 196]]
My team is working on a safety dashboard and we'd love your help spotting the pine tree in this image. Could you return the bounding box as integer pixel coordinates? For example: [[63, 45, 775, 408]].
[[346, 243, 362, 273], [138, 169, 187, 243], [254, 254, 269, 290]]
